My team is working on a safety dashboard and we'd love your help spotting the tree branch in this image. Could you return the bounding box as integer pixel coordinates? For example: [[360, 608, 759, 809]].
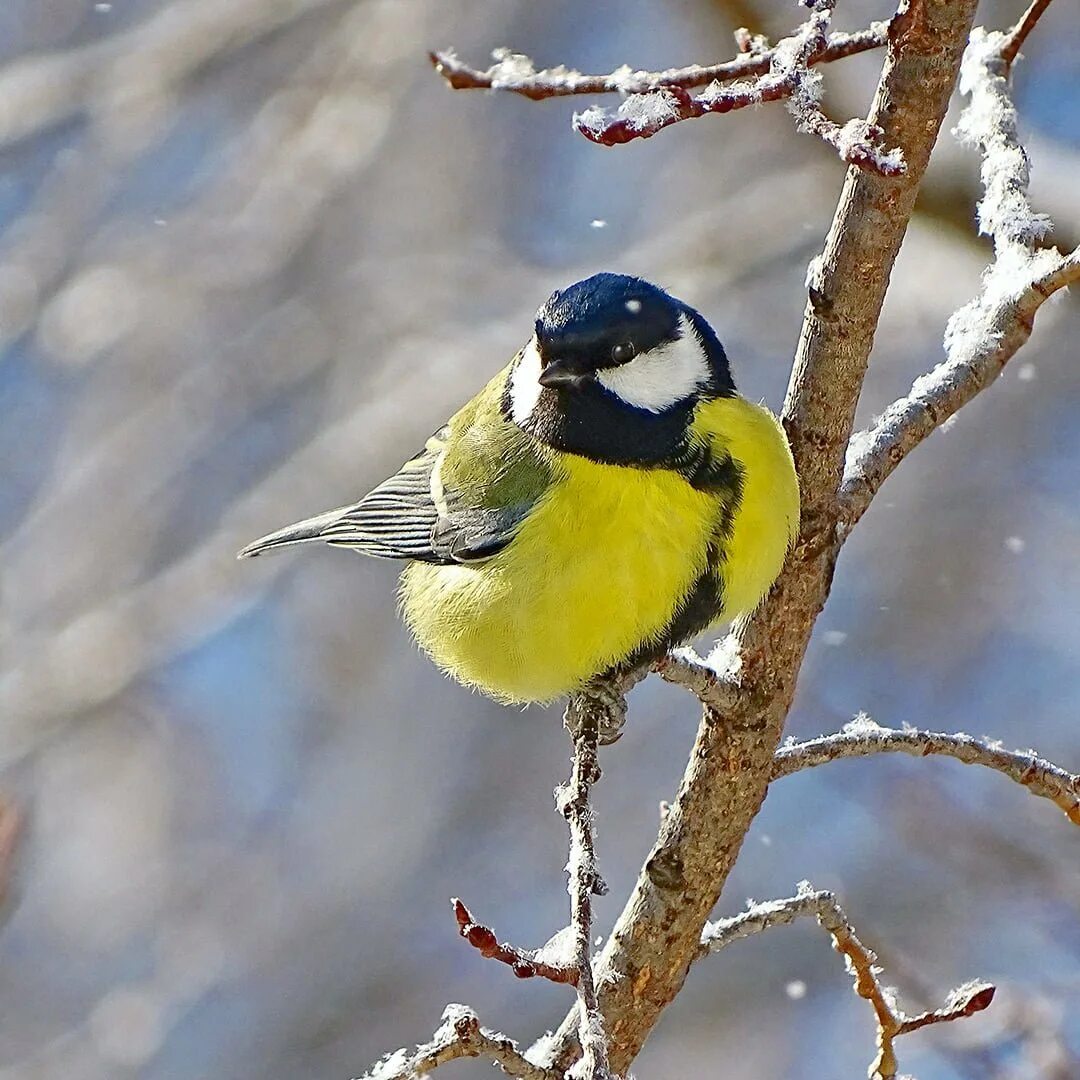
[[572, 0, 904, 173], [840, 8, 1077, 528], [700, 884, 995, 1080], [652, 647, 741, 713], [429, 23, 888, 99], [1000, 0, 1055, 70], [772, 716, 1080, 826], [432, 3, 900, 172], [451, 899, 578, 985], [358, 1004, 562, 1080], [542, 0, 983, 1069], [559, 697, 616, 1079]]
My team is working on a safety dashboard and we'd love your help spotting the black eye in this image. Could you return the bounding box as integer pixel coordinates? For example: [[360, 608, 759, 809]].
[[611, 341, 636, 364]]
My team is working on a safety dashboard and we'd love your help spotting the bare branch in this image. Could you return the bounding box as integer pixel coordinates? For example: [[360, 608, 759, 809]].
[[840, 16, 1079, 527], [772, 717, 1080, 826], [559, 697, 616, 1080], [358, 1004, 562, 1080], [701, 885, 994, 1080], [567, 0, 904, 173], [429, 23, 889, 99], [1000, 0, 1056, 70], [452, 899, 578, 985]]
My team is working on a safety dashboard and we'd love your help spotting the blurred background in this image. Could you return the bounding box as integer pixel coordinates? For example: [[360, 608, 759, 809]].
[[0, 1, 1077, 1077]]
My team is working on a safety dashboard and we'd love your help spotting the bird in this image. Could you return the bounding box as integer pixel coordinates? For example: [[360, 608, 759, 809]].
[[239, 273, 799, 707]]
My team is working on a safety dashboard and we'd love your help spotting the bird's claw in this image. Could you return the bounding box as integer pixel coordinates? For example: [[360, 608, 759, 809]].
[[565, 678, 628, 746]]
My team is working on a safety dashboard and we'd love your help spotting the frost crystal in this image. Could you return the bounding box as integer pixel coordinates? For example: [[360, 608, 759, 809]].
[[617, 89, 682, 131], [525, 1031, 558, 1067], [533, 925, 576, 968], [363, 1047, 410, 1079], [842, 712, 883, 736]]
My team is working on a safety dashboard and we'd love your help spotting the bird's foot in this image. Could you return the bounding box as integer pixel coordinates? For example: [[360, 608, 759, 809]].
[[565, 677, 628, 746]]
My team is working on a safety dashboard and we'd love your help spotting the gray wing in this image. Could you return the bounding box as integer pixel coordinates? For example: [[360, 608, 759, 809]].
[[237, 428, 529, 565]]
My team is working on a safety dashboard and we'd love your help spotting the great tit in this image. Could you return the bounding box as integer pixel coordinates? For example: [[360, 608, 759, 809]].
[[240, 273, 799, 704]]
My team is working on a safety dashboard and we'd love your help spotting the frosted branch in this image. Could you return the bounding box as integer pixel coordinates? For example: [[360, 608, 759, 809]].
[[452, 899, 578, 985], [430, 24, 887, 99], [653, 648, 741, 712], [840, 8, 1077, 526], [432, 4, 900, 171], [559, 696, 617, 1080], [701, 884, 995, 1080], [772, 718, 1080, 826], [566, 0, 903, 172], [358, 1004, 562, 1080]]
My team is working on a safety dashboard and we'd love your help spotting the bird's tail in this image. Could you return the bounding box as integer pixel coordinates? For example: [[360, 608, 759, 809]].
[[236, 505, 355, 558]]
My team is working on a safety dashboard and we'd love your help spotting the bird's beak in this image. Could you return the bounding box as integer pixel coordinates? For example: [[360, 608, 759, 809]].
[[538, 358, 592, 390]]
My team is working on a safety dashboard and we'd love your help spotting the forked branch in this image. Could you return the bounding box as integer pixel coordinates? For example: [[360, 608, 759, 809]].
[[432, 0, 902, 172], [358, 1004, 561, 1080], [840, 0, 1076, 527], [701, 884, 995, 1080]]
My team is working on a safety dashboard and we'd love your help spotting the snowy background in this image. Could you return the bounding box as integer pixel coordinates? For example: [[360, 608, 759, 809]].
[[0, 1, 1078, 1077]]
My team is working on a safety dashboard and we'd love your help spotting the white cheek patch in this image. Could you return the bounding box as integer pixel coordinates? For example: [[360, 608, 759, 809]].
[[596, 312, 709, 413], [509, 336, 544, 425]]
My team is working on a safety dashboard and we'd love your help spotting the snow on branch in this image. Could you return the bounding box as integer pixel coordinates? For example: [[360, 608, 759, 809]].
[[358, 1004, 562, 1080], [431, 1, 902, 173], [772, 716, 1080, 826], [430, 23, 887, 99], [840, 1, 1078, 525], [653, 643, 741, 711], [701, 883, 995, 1080], [559, 694, 618, 1080], [575, 0, 902, 173], [452, 899, 578, 985]]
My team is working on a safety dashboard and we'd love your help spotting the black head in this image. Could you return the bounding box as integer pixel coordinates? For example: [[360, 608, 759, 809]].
[[505, 273, 735, 466]]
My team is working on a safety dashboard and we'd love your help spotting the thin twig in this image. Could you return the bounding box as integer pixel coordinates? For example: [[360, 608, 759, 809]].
[[772, 717, 1080, 825], [653, 648, 741, 712], [429, 23, 888, 99], [559, 697, 615, 1080], [839, 15, 1078, 527], [358, 1003, 562, 1080], [1000, 0, 1055, 70], [452, 899, 578, 985], [701, 884, 995, 1080]]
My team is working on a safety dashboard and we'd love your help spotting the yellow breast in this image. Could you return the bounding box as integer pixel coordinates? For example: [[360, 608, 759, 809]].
[[400, 456, 717, 703]]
